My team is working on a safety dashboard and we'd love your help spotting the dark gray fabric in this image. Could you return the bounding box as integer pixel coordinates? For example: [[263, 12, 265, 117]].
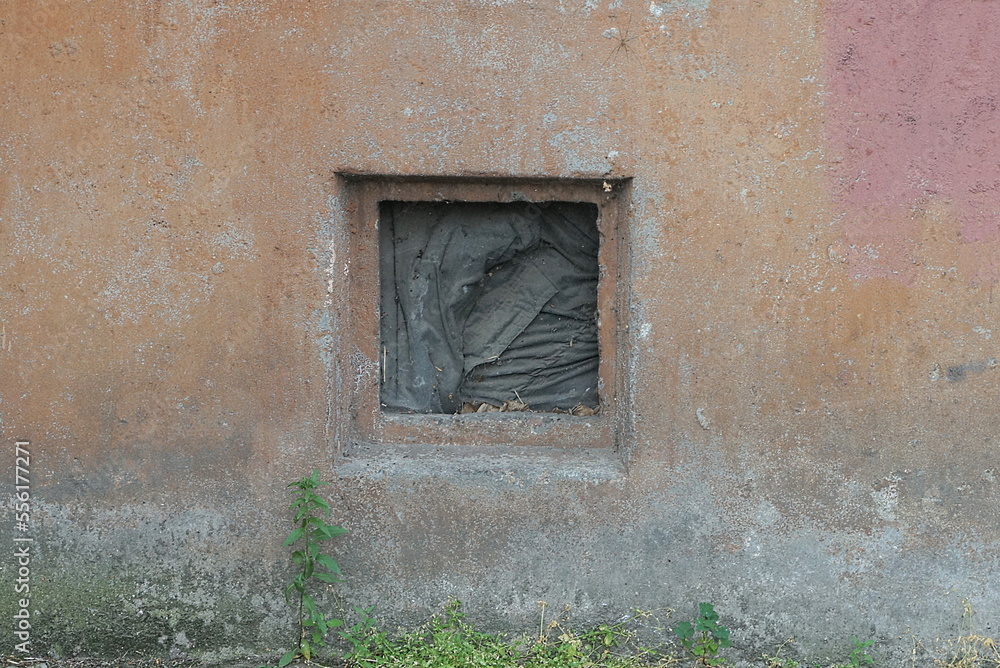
[[379, 200, 599, 413]]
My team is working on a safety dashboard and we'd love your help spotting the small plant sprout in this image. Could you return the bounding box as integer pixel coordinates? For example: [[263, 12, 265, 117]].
[[840, 636, 875, 668], [281, 470, 349, 667], [674, 602, 732, 666], [762, 638, 801, 668]]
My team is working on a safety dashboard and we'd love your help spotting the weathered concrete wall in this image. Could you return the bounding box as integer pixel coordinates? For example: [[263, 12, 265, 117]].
[[1, 0, 998, 663]]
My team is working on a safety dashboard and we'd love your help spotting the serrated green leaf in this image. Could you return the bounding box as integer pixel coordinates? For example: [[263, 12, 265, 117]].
[[317, 524, 349, 540], [278, 651, 296, 667], [317, 554, 342, 574], [281, 528, 304, 546]]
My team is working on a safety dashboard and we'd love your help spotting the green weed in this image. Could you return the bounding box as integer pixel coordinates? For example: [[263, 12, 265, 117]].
[[832, 637, 875, 668], [348, 599, 519, 668], [280, 470, 350, 667], [674, 602, 732, 666], [346, 600, 683, 668], [763, 636, 876, 668]]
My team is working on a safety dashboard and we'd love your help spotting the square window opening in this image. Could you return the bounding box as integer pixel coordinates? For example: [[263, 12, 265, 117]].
[[340, 175, 630, 451], [379, 200, 601, 416]]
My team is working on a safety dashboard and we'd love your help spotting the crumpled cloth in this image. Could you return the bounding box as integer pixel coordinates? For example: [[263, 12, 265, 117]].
[[379, 200, 599, 414]]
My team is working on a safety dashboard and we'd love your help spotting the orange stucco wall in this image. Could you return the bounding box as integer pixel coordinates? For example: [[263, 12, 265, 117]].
[[2, 0, 998, 662]]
